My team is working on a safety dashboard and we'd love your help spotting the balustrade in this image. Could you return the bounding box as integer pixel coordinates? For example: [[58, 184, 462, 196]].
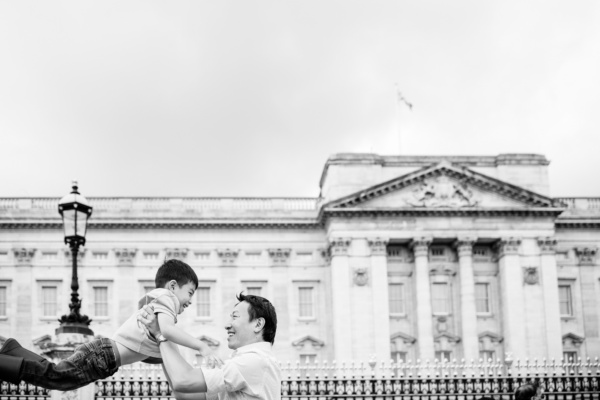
[[5, 359, 598, 400]]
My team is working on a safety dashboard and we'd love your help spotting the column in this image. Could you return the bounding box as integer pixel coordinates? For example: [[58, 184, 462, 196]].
[[455, 237, 479, 362], [14, 248, 35, 345], [114, 248, 137, 325], [575, 247, 599, 353], [495, 237, 526, 359], [269, 248, 291, 354], [411, 237, 434, 361], [538, 237, 562, 361], [329, 237, 353, 362], [368, 237, 391, 363]]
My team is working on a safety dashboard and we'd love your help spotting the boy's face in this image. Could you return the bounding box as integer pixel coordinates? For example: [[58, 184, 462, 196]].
[[169, 281, 196, 314]]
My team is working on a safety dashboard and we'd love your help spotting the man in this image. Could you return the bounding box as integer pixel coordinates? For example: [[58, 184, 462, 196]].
[[138, 292, 281, 400]]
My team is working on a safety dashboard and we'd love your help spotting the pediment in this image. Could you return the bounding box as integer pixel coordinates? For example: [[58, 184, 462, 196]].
[[390, 331, 417, 344], [324, 162, 562, 212], [478, 331, 503, 344], [562, 332, 584, 346], [434, 332, 461, 344], [291, 335, 325, 350]]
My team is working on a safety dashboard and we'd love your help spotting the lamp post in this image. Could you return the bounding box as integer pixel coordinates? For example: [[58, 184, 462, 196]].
[[56, 181, 94, 336]]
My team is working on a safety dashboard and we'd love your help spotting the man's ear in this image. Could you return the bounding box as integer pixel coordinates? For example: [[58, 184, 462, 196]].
[[253, 317, 265, 333]]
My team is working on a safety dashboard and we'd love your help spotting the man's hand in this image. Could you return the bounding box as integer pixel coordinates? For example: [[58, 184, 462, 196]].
[[137, 304, 161, 338]]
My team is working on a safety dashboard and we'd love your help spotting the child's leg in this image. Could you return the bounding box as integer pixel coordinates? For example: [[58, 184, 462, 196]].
[[20, 338, 119, 391]]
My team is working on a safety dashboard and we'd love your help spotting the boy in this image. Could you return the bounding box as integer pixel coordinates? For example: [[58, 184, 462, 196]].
[[0, 259, 217, 390]]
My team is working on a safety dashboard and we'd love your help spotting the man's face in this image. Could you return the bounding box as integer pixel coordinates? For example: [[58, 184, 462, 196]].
[[225, 301, 259, 349]]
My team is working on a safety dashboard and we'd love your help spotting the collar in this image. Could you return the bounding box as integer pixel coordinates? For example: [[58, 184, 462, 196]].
[[231, 341, 272, 356]]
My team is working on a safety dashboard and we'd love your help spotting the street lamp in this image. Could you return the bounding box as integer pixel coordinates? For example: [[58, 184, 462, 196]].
[[56, 181, 93, 335]]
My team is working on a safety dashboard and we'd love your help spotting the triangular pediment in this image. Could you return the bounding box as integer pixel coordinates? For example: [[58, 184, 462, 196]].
[[291, 335, 325, 350], [324, 162, 562, 211]]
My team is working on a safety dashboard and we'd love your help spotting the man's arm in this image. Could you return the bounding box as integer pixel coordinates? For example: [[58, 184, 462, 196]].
[[162, 363, 207, 400], [159, 341, 209, 393]]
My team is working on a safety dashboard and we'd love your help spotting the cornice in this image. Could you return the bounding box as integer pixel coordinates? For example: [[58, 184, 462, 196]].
[[320, 207, 565, 219], [0, 220, 322, 230], [556, 220, 600, 230]]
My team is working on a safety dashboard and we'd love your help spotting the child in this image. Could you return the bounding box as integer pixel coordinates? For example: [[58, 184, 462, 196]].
[[0, 259, 217, 390]]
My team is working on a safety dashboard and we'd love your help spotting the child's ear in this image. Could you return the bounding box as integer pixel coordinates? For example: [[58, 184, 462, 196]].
[[167, 280, 178, 291]]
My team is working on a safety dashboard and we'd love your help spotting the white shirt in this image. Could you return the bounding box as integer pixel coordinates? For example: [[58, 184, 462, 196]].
[[202, 342, 281, 400]]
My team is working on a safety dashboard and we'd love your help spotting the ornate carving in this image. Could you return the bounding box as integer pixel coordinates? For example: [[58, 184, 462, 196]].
[[405, 175, 478, 208], [454, 237, 477, 258], [411, 237, 432, 258], [291, 335, 325, 350], [436, 316, 448, 333], [494, 238, 521, 259], [353, 268, 369, 286], [63, 248, 86, 263], [165, 248, 188, 260], [575, 247, 597, 266], [318, 248, 330, 264], [114, 248, 137, 265], [429, 264, 456, 276], [217, 249, 239, 265], [268, 248, 291, 265], [367, 237, 388, 256], [523, 267, 539, 285], [537, 237, 557, 254], [13, 248, 36, 265], [328, 238, 351, 257]]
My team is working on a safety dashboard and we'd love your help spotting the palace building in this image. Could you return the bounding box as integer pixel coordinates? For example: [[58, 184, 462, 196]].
[[0, 153, 598, 364]]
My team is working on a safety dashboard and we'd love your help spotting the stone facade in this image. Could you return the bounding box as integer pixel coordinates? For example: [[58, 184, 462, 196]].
[[0, 153, 599, 364]]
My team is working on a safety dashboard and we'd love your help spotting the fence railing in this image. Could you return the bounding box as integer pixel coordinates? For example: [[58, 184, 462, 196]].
[[2, 360, 600, 400]]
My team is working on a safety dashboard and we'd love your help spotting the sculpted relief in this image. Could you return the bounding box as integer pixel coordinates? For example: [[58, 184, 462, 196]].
[[405, 176, 478, 208]]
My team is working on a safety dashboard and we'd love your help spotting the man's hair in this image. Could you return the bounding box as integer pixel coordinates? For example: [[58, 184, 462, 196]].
[[236, 292, 277, 345], [155, 259, 198, 289], [515, 382, 539, 400]]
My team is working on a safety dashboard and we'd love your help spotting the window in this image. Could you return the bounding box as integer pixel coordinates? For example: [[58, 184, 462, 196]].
[[475, 283, 490, 314], [480, 350, 496, 362], [389, 283, 405, 315], [298, 287, 314, 318], [41, 286, 58, 317], [431, 247, 444, 256], [144, 252, 159, 260], [296, 252, 313, 262], [0, 286, 6, 317], [245, 252, 261, 261], [473, 247, 487, 257], [197, 287, 211, 318], [246, 286, 262, 296], [144, 286, 154, 294], [431, 282, 450, 314], [93, 287, 108, 317], [300, 354, 316, 365], [92, 252, 108, 260], [563, 351, 578, 362], [435, 351, 452, 362], [41, 252, 58, 261], [0, 252, 8, 261], [391, 351, 407, 363], [559, 285, 573, 316]]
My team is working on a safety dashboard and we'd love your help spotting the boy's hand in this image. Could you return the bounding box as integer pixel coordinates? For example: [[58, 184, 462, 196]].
[[137, 305, 161, 338], [197, 341, 224, 368]]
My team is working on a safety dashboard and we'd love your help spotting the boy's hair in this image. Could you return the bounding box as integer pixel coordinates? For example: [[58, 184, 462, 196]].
[[236, 292, 277, 345], [515, 381, 540, 400], [155, 259, 198, 289]]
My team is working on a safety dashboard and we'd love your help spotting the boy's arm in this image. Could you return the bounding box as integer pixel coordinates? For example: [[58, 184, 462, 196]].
[[157, 313, 208, 353]]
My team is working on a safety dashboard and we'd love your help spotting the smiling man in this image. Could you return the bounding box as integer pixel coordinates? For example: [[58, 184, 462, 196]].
[[138, 293, 281, 400]]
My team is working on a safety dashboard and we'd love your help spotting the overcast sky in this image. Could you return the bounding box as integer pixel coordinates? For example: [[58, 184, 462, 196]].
[[1, 1, 599, 198]]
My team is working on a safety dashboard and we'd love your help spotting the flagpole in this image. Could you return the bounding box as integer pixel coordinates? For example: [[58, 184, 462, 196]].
[[395, 84, 412, 156]]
